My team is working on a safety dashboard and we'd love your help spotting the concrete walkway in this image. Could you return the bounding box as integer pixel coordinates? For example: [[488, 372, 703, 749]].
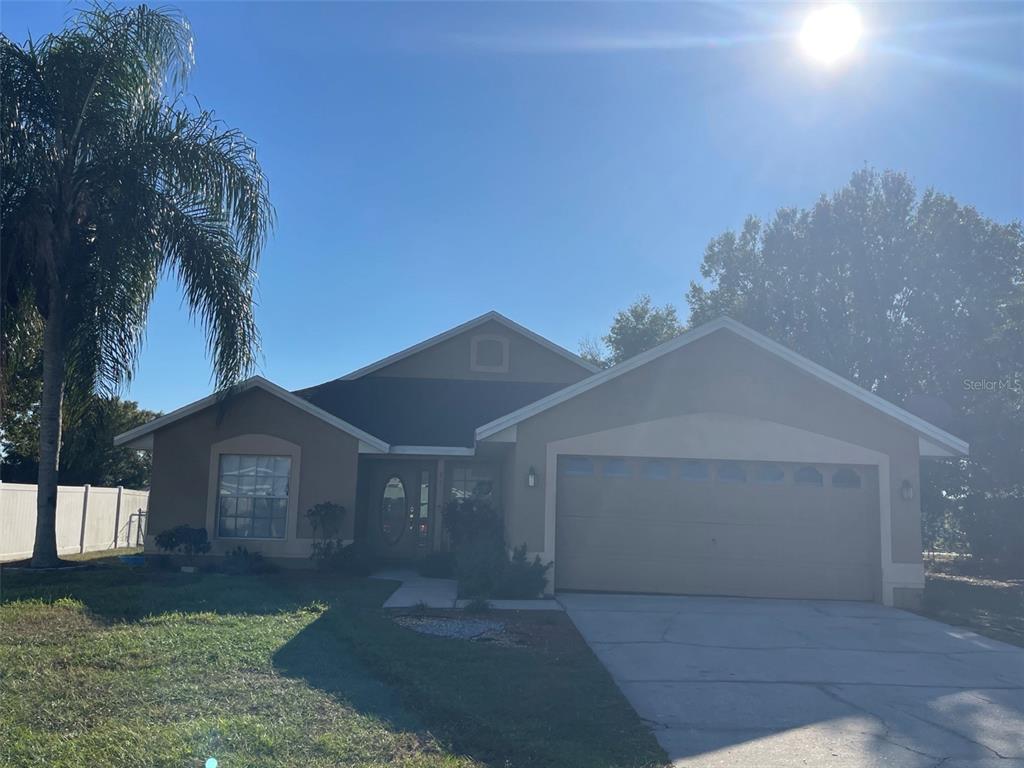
[[372, 568, 458, 608], [560, 593, 1024, 767]]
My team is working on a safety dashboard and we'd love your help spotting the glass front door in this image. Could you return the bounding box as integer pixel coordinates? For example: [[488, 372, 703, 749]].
[[369, 461, 434, 560]]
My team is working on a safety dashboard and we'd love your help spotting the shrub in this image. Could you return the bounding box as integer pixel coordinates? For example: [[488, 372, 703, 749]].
[[418, 551, 455, 579], [306, 501, 352, 569], [961, 494, 1024, 576], [443, 499, 550, 599], [313, 539, 377, 577], [222, 546, 277, 575], [153, 525, 211, 562], [462, 597, 491, 614], [493, 544, 552, 599]]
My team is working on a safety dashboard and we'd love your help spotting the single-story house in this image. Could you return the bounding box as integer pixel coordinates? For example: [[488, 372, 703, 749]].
[[115, 311, 968, 607]]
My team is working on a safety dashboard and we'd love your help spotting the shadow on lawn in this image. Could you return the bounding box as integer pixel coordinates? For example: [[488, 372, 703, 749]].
[[0, 562, 396, 622]]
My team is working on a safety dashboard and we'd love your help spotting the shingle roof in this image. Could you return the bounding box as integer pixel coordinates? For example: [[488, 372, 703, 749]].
[[294, 377, 567, 447]]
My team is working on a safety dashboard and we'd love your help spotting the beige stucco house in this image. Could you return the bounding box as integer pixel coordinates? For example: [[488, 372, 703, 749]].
[[116, 311, 968, 607]]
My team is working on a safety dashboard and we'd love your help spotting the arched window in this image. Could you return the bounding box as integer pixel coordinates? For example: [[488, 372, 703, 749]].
[[832, 467, 862, 489], [380, 476, 407, 545], [794, 466, 824, 487]]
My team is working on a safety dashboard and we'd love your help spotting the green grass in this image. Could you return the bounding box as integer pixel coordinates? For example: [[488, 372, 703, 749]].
[[0, 559, 665, 768], [920, 571, 1024, 648]]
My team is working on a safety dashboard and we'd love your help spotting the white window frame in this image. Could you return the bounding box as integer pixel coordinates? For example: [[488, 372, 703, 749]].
[[470, 334, 510, 373], [206, 434, 301, 543]]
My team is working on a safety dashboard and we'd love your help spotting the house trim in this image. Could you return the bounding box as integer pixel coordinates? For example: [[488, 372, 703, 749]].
[[113, 376, 390, 453], [337, 311, 599, 381], [477, 317, 969, 457]]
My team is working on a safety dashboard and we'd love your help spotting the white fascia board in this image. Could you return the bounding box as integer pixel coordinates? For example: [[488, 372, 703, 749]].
[[337, 310, 598, 381], [389, 445, 476, 456], [113, 376, 390, 452], [475, 317, 969, 457]]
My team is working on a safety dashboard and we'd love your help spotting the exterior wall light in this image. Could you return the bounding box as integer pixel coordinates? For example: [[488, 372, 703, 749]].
[[901, 480, 914, 501], [527, 466, 537, 487]]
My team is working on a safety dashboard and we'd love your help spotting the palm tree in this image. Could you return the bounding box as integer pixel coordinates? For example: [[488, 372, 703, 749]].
[[1, 4, 273, 567]]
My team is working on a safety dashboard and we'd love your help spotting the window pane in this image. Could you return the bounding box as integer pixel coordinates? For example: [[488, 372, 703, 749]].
[[602, 459, 631, 478], [717, 462, 747, 484], [563, 457, 594, 476], [754, 464, 785, 484], [680, 460, 710, 481], [217, 454, 290, 539], [832, 467, 862, 489], [643, 461, 670, 479], [253, 498, 271, 518], [221, 455, 240, 476], [795, 466, 824, 486], [236, 497, 254, 518]]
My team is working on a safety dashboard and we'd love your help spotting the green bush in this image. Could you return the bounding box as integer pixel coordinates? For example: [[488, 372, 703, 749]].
[[443, 499, 550, 599], [153, 525, 210, 561], [313, 539, 377, 577], [961, 494, 1024, 576], [493, 544, 552, 599], [222, 546, 277, 574]]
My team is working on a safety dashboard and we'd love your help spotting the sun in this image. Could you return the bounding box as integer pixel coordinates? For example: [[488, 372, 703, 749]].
[[800, 4, 863, 66]]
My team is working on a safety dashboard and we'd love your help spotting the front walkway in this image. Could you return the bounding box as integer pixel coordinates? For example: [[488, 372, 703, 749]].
[[561, 592, 1024, 767], [372, 568, 457, 608]]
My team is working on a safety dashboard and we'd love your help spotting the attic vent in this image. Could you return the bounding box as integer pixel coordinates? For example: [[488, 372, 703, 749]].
[[470, 334, 509, 373]]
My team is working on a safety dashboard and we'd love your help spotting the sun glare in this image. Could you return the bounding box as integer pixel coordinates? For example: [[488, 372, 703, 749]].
[[800, 4, 863, 66]]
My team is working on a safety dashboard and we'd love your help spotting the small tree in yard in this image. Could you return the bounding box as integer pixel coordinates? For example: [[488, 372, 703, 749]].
[[1, 5, 273, 567]]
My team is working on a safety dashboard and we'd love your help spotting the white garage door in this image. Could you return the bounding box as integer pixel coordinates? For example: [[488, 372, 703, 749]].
[[555, 456, 881, 601]]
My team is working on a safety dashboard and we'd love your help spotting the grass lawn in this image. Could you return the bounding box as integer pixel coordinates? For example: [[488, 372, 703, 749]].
[[0, 559, 665, 768], [919, 570, 1024, 649]]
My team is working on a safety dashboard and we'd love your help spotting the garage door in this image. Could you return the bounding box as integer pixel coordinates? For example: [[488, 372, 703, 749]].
[[555, 456, 880, 601]]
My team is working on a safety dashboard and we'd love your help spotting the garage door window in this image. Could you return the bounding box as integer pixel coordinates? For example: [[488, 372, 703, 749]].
[[680, 460, 710, 481], [602, 458, 632, 478], [563, 457, 594, 476], [832, 467, 862, 488], [716, 462, 747, 484], [795, 466, 824, 487], [754, 464, 786, 484], [642, 461, 671, 479]]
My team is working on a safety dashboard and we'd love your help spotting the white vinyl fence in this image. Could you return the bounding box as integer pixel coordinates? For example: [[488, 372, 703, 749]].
[[0, 483, 148, 563]]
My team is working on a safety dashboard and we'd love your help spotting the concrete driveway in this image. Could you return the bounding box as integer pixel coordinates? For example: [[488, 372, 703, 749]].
[[559, 593, 1024, 767]]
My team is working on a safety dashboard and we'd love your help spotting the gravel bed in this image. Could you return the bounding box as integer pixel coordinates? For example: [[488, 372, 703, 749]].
[[394, 615, 506, 641]]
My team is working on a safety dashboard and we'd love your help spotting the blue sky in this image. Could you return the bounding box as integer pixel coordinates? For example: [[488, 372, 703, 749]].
[[4, 2, 1022, 413]]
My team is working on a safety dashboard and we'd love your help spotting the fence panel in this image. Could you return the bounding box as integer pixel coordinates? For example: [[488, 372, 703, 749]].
[[0, 483, 149, 562]]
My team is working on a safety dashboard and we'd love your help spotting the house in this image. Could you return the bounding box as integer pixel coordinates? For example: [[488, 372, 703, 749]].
[[115, 311, 968, 607]]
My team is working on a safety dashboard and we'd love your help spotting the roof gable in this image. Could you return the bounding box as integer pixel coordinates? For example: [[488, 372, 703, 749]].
[[338, 311, 599, 381], [113, 376, 389, 452], [475, 317, 969, 457]]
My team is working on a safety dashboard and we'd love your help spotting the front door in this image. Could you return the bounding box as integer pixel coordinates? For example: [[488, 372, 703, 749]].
[[367, 461, 435, 561]]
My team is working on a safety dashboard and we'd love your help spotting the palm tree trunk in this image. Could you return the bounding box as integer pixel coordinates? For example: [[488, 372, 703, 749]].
[[31, 284, 65, 568]]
